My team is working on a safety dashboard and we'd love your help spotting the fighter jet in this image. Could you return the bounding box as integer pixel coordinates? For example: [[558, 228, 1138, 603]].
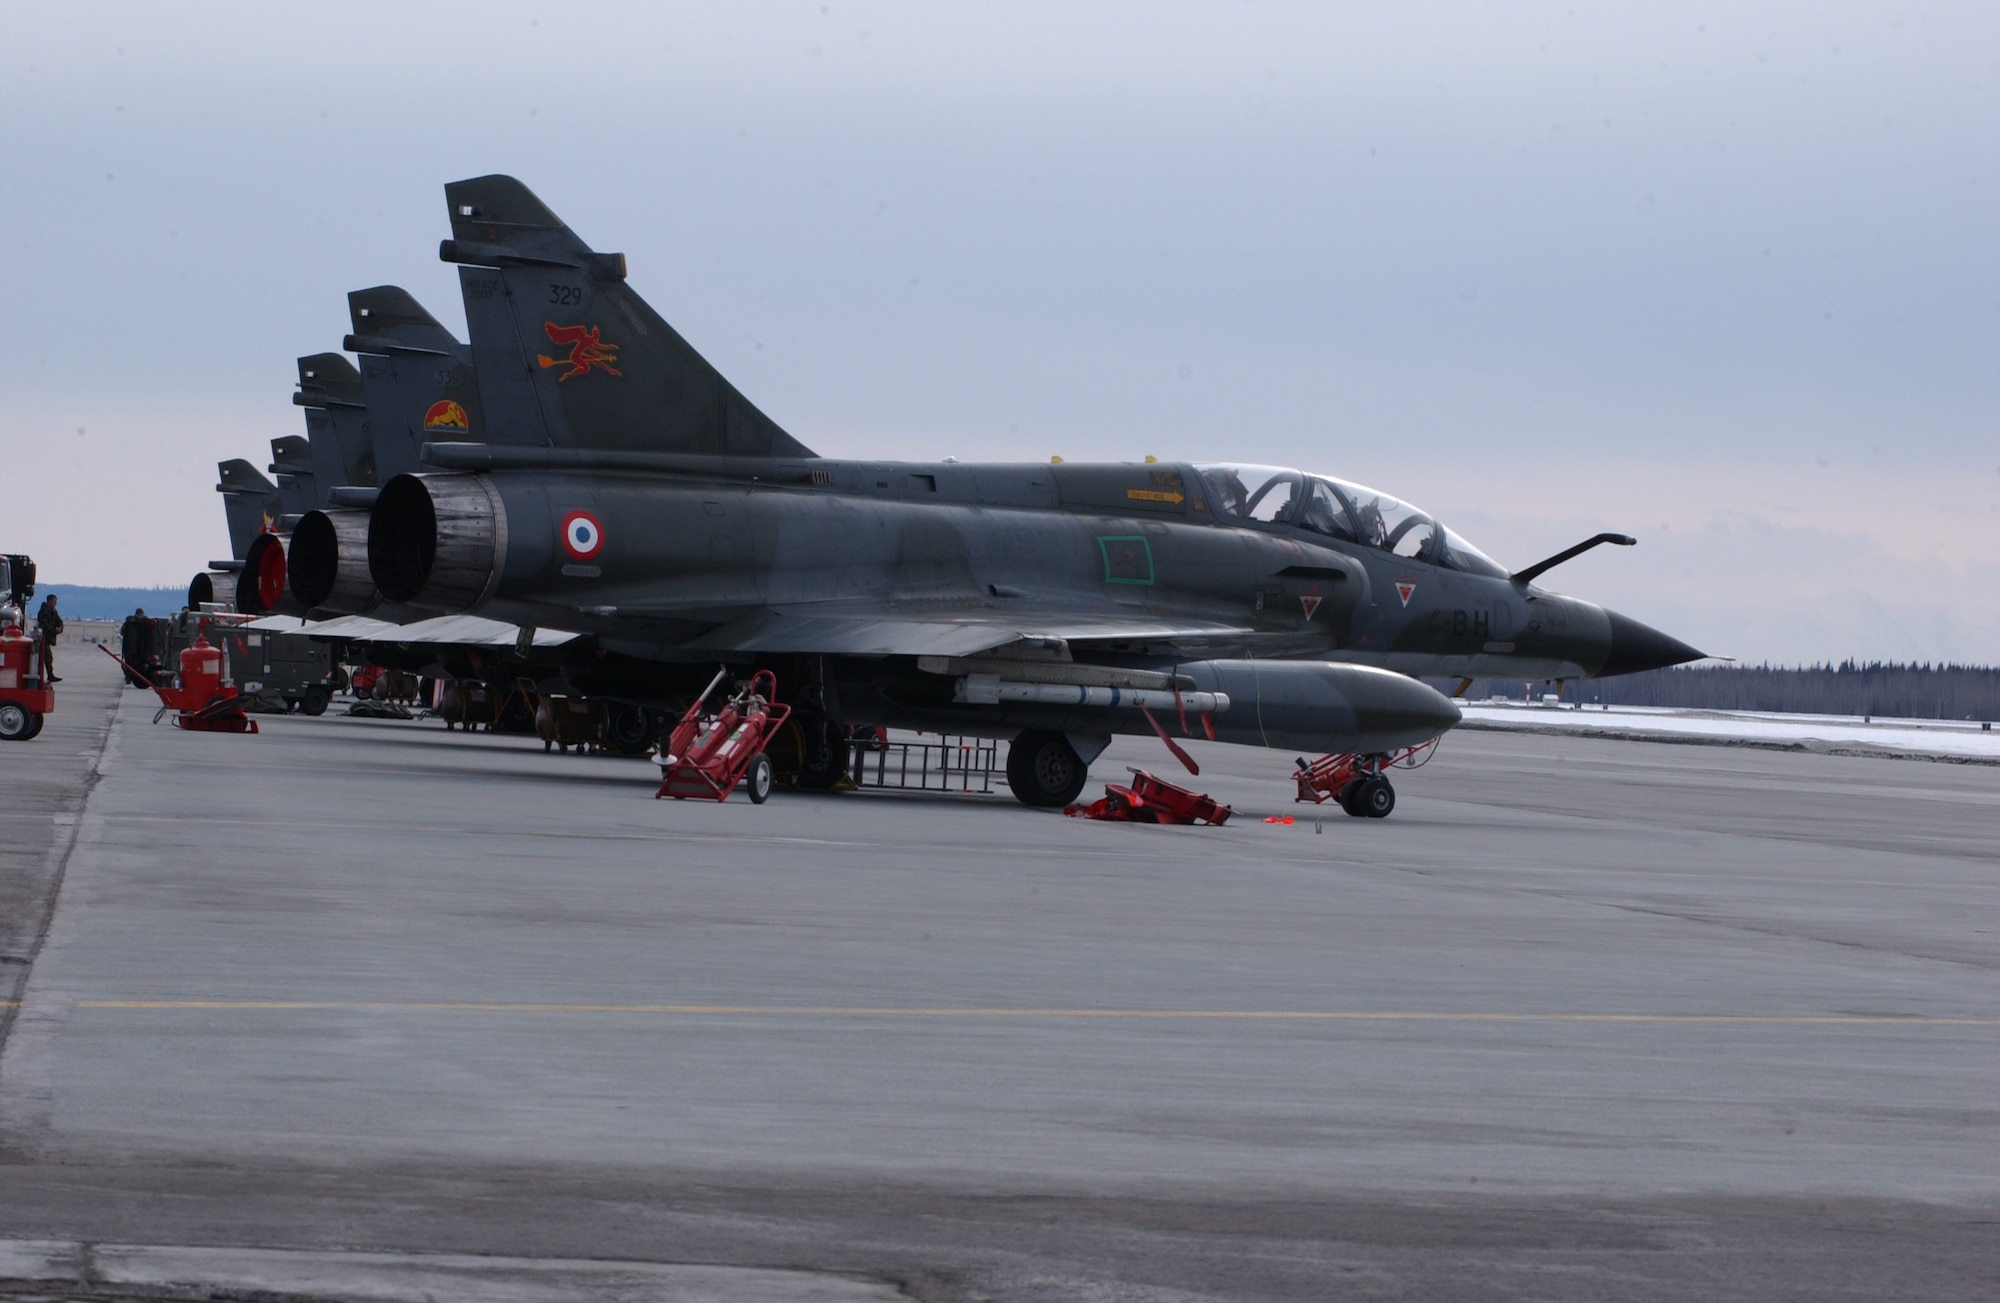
[[328, 178, 1698, 802], [274, 288, 485, 618], [188, 459, 288, 609], [192, 358, 373, 615], [294, 354, 377, 491], [195, 310, 528, 711], [303, 176, 1703, 809], [343, 285, 485, 481], [230, 338, 443, 618]]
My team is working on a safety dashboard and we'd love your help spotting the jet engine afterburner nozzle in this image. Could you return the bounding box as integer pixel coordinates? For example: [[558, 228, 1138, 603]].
[[289, 507, 376, 613], [233, 533, 291, 616], [188, 570, 237, 611], [367, 473, 507, 611]]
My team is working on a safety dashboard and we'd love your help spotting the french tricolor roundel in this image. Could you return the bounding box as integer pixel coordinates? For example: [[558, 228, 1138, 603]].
[[560, 510, 604, 561]]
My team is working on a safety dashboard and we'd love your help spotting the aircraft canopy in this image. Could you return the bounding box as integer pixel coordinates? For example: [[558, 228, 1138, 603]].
[[1195, 465, 1507, 578]]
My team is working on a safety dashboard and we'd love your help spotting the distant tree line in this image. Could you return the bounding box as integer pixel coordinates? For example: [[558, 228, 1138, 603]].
[[1433, 662, 2000, 721], [25, 585, 185, 621]]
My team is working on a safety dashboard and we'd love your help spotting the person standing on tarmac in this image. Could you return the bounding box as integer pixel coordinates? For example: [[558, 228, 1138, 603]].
[[35, 593, 63, 683], [120, 607, 152, 686]]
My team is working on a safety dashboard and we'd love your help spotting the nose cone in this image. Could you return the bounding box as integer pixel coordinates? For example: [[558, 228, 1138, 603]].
[[1597, 609, 1705, 677]]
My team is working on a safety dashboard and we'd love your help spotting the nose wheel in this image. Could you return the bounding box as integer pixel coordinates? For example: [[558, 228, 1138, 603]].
[[1296, 739, 1435, 818], [1338, 775, 1395, 818]]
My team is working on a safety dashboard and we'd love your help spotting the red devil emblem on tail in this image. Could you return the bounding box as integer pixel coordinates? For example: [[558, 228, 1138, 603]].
[[536, 322, 622, 380]]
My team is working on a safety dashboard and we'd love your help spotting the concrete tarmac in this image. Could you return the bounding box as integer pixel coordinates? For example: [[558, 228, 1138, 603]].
[[1, 650, 1995, 1301]]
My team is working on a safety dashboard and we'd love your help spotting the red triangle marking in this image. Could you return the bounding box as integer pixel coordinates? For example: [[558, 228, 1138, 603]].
[[1300, 594, 1321, 621], [1394, 580, 1416, 607]]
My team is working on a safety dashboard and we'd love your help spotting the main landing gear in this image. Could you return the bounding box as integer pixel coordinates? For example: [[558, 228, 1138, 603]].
[[1006, 730, 1091, 808]]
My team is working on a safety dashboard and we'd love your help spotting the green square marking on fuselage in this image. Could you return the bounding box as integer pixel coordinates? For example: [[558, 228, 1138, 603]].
[[1098, 535, 1155, 586]]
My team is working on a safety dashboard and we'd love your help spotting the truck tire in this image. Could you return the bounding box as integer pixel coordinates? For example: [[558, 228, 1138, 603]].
[[21, 712, 44, 740], [1006, 730, 1090, 808], [0, 703, 29, 741], [300, 685, 330, 717]]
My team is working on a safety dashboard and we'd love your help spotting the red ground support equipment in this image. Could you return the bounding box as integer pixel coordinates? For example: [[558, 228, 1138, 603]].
[[1065, 768, 1233, 825], [1293, 739, 1438, 818], [654, 668, 792, 805], [100, 627, 259, 734], [0, 623, 54, 741]]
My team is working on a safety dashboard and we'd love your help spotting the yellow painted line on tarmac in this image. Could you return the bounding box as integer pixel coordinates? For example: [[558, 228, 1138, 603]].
[[72, 1000, 2000, 1026]]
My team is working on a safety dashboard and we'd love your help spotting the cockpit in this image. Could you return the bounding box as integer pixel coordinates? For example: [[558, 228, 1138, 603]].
[[1194, 464, 1508, 578]]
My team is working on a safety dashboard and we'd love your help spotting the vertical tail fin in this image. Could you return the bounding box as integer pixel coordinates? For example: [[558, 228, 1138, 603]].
[[216, 459, 280, 560], [344, 286, 482, 481], [267, 437, 317, 521], [293, 354, 377, 490], [441, 174, 815, 458]]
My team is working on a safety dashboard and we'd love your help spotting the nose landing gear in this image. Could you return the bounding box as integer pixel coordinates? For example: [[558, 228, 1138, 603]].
[[1295, 738, 1437, 819], [1339, 774, 1396, 819]]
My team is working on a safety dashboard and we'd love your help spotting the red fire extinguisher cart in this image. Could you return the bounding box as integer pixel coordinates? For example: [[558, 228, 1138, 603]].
[[99, 624, 258, 734], [655, 668, 791, 804]]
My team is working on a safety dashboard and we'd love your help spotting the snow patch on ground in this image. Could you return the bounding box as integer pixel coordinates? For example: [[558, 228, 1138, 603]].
[[1458, 701, 2000, 762]]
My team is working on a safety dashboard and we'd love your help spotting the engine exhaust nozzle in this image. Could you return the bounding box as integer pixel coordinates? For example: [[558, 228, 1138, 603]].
[[188, 570, 237, 611], [367, 473, 506, 611], [234, 532, 296, 616], [290, 508, 376, 613]]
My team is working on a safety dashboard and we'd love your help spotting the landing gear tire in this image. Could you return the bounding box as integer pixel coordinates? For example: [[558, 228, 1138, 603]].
[[1006, 730, 1090, 808], [300, 685, 330, 717], [497, 691, 536, 735], [0, 702, 33, 741], [1355, 776, 1396, 819], [1338, 783, 1369, 818], [746, 753, 774, 804], [604, 703, 655, 756], [795, 717, 851, 790]]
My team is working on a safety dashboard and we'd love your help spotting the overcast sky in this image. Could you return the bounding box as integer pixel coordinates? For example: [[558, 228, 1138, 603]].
[[3, 2, 1994, 664]]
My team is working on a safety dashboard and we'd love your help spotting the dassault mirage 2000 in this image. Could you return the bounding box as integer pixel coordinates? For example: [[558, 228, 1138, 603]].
[[286, 175, 1703, 811]]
